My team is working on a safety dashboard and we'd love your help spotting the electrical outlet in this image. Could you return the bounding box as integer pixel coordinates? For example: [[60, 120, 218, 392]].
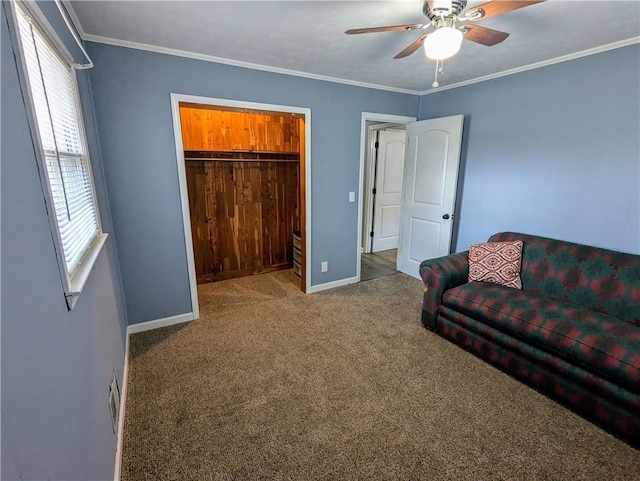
[[348, 191, 355, 203], [321, 261, 328, 272]]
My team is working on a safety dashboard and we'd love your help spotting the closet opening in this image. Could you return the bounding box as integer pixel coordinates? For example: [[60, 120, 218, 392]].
[[176, 101, 307, 295]]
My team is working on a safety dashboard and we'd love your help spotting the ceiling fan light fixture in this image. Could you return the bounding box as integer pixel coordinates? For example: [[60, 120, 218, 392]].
[[424, 27, 463, 60]]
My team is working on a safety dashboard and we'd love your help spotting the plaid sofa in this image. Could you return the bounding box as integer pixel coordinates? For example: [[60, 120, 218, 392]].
[[419, 232, 640, 447]]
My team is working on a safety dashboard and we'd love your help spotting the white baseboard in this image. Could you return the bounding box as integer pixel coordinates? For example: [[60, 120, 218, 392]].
[[113, 332, 129, 481], [306, 276, 359, 294], [126, 312, 195, 334]]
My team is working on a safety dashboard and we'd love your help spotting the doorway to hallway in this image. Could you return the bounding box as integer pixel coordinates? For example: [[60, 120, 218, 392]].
[[357, 112, 415, 283]]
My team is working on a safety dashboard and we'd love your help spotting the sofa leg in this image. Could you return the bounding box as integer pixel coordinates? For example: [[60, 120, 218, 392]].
[[420, 314, 436, 331]]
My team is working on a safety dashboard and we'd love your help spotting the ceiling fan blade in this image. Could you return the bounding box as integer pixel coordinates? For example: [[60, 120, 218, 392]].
[[345, 24, 424, 35], [394, 33, 430, 59], [466, 0, 545, 21], [462, 25, 509, 46]]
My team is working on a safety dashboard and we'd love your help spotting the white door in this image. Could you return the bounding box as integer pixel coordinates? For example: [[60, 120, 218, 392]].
[[372, 130, 406, 252], [397, 115, 464, 279]]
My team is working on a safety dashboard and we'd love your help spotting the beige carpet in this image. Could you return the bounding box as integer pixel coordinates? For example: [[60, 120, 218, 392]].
[[122, 270, 640, 481]]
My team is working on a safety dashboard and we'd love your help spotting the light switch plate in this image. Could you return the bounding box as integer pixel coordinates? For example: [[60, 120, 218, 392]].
[[348, 191, 355, 203]]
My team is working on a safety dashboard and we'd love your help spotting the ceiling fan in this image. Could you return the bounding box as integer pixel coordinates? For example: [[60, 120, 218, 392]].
[[345, 0, 545, 61]]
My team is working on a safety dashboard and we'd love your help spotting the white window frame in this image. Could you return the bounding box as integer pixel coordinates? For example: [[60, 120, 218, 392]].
[[8, 0, 107, 310]]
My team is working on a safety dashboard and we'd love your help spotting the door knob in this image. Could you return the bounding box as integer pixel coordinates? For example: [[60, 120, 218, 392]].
[[442, 214, 450, 220]]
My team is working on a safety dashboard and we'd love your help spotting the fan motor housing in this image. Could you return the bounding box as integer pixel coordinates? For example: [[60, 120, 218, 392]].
[[424, 0, 467, 20]]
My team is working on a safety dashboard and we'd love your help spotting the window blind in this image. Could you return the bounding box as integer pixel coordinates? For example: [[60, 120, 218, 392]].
[[16, 5, 100, 277]]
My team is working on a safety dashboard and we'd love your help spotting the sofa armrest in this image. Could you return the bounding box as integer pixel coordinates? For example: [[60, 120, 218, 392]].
[[418, 251, 469, 330]]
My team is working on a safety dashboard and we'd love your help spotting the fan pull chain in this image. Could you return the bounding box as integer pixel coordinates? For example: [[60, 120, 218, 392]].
[[432, 60, 444, 88]]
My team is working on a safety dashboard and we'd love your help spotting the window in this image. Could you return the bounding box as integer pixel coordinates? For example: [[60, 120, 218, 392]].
[[13, 2, 106, 309]]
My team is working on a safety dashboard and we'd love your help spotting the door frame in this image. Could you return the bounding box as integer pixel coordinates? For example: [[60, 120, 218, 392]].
[[170, 93, 312, 318], [357, 112, 416, 282], [363, 124, 407, 254]]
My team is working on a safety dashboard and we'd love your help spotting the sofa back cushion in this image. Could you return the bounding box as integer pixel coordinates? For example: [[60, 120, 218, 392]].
[[488, 232, 640, 323]]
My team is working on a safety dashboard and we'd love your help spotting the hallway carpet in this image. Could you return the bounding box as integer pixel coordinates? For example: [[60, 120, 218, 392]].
[[122, 270, 639, 480]]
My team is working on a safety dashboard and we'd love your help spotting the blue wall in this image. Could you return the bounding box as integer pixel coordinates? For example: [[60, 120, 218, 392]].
[[86, 43, 418, 324], [420, 45, 640, 255], [1, 3, 127, 480]]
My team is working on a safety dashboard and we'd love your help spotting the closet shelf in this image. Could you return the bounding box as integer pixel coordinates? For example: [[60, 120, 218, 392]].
[[184, 150, 300, 162]]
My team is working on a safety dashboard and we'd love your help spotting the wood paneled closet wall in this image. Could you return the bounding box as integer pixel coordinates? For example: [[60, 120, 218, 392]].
[[180, 104, 303, 284]]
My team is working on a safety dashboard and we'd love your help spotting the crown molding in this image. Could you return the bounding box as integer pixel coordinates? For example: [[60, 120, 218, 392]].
[[82, 34, 421, 96], [419, 37, 640, 95], [80, 31, 638, 98]]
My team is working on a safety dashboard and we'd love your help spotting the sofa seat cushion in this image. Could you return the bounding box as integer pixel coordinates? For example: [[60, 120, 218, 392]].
[[442, 283, 640, 393]]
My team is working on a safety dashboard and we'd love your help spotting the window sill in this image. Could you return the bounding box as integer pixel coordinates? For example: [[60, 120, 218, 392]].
[[65, 233, 109, 310]]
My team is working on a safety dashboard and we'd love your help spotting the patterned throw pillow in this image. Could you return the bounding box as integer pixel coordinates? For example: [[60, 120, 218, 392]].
[[468, 240, 524, 289]]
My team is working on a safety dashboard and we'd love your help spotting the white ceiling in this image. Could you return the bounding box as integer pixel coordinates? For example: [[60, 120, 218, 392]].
[[69, 1, 640, 94]]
